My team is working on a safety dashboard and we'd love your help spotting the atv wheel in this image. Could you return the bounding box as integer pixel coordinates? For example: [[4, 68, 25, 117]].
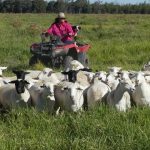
[[29, 56, 38, 66], [63, 56, 74, 71]]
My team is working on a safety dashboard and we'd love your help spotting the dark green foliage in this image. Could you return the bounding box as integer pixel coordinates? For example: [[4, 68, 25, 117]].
[[0, 0, 150, 14]]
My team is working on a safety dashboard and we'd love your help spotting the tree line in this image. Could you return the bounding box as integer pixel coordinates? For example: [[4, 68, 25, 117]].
[[0, 0, 149, 14]]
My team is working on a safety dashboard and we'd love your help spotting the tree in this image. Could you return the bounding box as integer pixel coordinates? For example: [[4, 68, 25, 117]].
[[0, 0, 2, 12], [13, 0, 22, 13], [22, 0, 32, 13], [53, 0, 67, 13], [91, 1, 101, 13], [74, 0, 90, 13], [32, 0, 47, 13], [2, 0, 14, 12], [46, 1, 56, 12]]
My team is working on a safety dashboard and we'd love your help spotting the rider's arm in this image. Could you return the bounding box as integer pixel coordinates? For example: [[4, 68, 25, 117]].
[[47, 25, 53, 35], [42, 24, 54, 37]]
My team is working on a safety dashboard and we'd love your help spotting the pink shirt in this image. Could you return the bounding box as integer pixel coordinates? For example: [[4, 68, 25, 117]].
[[47, 21, 75, 42]]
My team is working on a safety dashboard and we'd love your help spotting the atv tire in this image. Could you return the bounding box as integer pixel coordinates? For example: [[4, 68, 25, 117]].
[[64, 56, 74, 71], [29, 56, 38, 66]]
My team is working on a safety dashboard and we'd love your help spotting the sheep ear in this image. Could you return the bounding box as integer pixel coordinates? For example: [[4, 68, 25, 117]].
[[80, 68, 92, 72], [48, 71, 55, 77], [76, 87, 83, 90], [61, 86, 68, 91], [48, 72, 52, 77], [9, 80, 17, 84], [98, 77, 102, 80], [61, 71, 68, 75], [40, 84, 46, 88], [24, 80, 30, 84]]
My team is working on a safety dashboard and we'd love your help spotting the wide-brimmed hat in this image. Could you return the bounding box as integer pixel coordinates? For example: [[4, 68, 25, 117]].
[[57, 12, 66, 19]]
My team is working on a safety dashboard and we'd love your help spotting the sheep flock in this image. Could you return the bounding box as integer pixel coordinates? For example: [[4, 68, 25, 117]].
[[0, 60, 150, 114]]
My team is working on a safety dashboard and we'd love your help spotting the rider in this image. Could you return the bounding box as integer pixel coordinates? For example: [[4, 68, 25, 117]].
[[44, 12, 77, 44]]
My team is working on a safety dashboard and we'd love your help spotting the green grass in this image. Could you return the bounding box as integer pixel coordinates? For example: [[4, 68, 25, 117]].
[[0, 13, 150, 149]]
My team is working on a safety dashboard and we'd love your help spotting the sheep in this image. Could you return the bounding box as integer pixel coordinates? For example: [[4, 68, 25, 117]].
[[108, 66, 122, 77], [37, 68, 65, 84], [64, 60, 84, 72], [132, 72, 150, 106], [119, 70, 134, 86], [0, 79, 31, 109], [37, 68, 54, 80], [76, 70, 95, 87], [106, 73, 120, 90], [0, 70, 32, 109], [54, 81, 85, 113], [70, 60, 84, 70], [106, 81, 135, 112], [28, 82, 55, 113], [95, 71, 107, 82], [140, 71, 150, 84], [25, 70, 42, 79], [142, 61, 150, 71], [85, 77, 111, 109]]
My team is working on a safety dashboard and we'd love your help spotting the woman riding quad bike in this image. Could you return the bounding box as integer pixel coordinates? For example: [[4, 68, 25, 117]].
[[29, 12, 90, 69]]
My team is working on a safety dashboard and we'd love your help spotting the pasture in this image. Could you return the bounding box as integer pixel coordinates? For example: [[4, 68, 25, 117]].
[[0, 13, 150, 149]]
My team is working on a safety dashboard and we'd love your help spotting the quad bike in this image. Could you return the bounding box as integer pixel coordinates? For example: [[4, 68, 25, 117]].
[[29, 26, 90, 70]]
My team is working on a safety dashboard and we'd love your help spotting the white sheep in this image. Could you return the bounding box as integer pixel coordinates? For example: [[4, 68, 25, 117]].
[[54, 81, 85, 113], [95, 71, 107, 82], [28, 82, 55, 112], [0, 80, 31, 109], [108, 66, 122, 77], [37, 68, 54, 80], [76, 70, 95, 87], [25, 70, 42, 79], [70, 60, 84, 70], [37, 68, 65, 84], [132, 72, 150, 106], [107, 81, 134, 112], [86, 77, 111, 109], [142, 61, 150, 71], [120, 70, 134, 86], [106, 73, 120, 90]]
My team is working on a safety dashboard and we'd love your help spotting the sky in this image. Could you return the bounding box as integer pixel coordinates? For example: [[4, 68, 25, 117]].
[[46, 0, 150, 4], [101, 0, 150, 4]]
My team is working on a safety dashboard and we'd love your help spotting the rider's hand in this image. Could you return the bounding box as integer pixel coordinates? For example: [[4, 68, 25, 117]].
[[41, 32, 49, 37], [68, 33, 73, 36], [45, 32, 49, 37]]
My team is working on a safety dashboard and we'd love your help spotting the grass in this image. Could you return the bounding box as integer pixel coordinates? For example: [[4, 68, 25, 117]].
[[0, 13, 150, 149]]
